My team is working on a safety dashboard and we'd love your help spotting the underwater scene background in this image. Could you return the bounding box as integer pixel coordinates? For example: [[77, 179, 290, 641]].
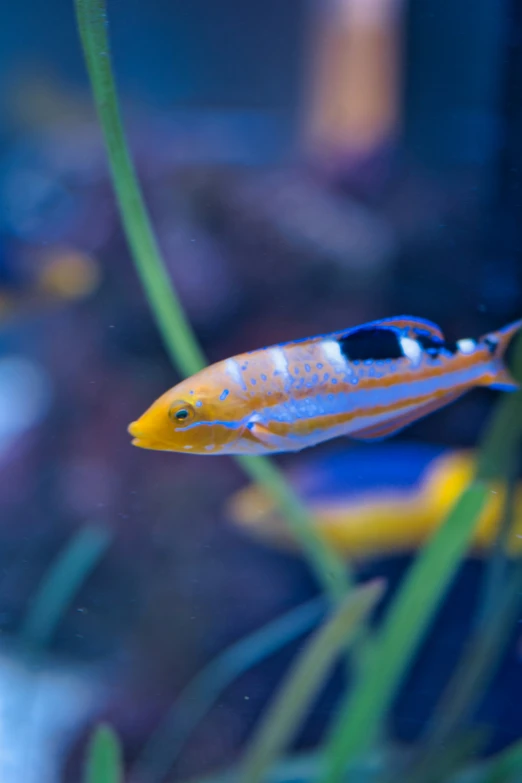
[[1, 0, 522, 781]]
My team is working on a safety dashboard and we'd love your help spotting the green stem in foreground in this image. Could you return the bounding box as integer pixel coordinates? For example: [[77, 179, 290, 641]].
[[238, 581, 385, 783], [132, 597, 325, 783], [84, 724, 123, 783], [21, 525, 111, 652], [319, 482, 490, 783], [73, 0, 349, 605], [237, 456, 349, 600], [76, 0, 205, 377], [320, 345, 522, 783]]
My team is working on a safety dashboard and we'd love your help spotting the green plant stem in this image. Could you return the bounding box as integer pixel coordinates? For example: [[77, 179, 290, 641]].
[[394, 468, 522, 783], [319, 482, 489, 783], [236, 456, 350, 600], [476, 471, 517, 629], [407, 566, 522, 783], [20, 525, 111, 651], [483, 739, 522, 783], [319, 336, 522, 783], [85, 724, 123, 783], [132, 597, 325, 783], [76, 0, 205, 378], [238, 580, 384, 783], [74, 0, 349, 608]]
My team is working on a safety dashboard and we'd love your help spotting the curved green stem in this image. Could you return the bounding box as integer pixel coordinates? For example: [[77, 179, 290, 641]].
[[21, 525, 111, 652], [73, 0, 349, 606], [132, 598, 325, 782]]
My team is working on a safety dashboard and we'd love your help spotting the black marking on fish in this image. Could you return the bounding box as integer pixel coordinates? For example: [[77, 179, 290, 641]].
[[416, 331, 463, 358], [442, 340, 460, 355], [339, 327, 403, 362], [416, 333, 442, 358], [484, 336, 498, 355]]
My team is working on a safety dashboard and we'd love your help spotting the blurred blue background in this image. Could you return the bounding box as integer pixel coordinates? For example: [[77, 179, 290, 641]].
[[0, 0, 522, 780]]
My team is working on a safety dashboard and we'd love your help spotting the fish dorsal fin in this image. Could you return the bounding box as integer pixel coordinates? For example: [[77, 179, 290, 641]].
[[371, 316, 445, 341]]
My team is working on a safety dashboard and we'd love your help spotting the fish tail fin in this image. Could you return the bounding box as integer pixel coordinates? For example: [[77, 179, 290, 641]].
[[482, 318, 522, 391]]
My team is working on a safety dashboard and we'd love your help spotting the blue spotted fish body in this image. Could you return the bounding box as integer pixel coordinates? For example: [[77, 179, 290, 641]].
[[128, 316, 522, 455]]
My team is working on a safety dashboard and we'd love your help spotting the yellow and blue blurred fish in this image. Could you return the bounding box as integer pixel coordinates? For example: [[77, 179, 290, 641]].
[[227, 446, 522, 561], [128, 316, 522, 455]]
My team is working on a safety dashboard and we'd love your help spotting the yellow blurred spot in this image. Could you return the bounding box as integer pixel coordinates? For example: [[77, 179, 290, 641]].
[[37, 248, 101, 300]]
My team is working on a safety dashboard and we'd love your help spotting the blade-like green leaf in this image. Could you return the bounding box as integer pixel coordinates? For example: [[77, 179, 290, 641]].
[[178, 750, 387, 783], [84, 724, 123, 783], [400, 512, 522, 783], [239, 580, 385, 783], [73, 0, 349, 609], [483, 739, 522, 783], [21, 525, 110, 651], [320, 482, 489, 783], [132, 598, 325, 783]]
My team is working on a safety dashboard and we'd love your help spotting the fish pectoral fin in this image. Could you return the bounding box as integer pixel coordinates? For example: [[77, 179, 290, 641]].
[[246, 419, 294, 451], [350, 391, 466, 442]]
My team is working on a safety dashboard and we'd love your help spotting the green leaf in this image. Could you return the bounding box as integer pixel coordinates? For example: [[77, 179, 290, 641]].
[[405, 528, 522, 783], [21, 525, 110, 651], [239, 580, 385, 783], [236, 455, 352, 603], [483, 739, 522, 783], [84, 724, 123, 783], [177, 751, 385, 783], [320, 482, 489, 783], [132, 598, 325, 782], [73, 0, 349, 610]]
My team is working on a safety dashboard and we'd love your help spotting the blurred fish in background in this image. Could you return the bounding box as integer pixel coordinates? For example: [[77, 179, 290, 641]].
[[227, 446, 522, 560]]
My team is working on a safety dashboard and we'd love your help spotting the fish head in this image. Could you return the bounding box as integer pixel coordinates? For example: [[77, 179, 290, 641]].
[[128, 365, 252, 454]]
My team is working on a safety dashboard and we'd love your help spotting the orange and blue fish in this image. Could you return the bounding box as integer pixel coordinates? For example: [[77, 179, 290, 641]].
[[128, 316, 522, 455]]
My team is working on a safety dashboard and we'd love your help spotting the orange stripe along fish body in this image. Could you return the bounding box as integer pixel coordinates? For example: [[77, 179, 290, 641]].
[[128, 316, 522, 455]]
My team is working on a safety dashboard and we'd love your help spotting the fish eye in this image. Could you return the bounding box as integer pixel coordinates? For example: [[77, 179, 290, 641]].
[[168, 401, 196, 426]]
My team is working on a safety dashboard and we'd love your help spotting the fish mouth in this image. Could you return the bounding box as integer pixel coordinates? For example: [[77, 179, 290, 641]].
[[128, 421, 170, 451], [131, 437, 150, 449], [130, 436, 173, 451]]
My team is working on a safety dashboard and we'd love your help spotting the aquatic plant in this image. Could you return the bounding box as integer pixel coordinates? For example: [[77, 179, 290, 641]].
[[84, 724, 123, 783], [74, 0, 348, 610], [74, 1, 522, 782]]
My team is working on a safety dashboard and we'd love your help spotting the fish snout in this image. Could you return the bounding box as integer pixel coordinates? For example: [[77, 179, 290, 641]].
[[128, 419, 155, 448], [128, 421, 143, 438], [127, 416, 173, 450]]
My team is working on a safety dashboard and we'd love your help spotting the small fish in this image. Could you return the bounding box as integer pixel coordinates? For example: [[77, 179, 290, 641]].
[[227, 446, 522, 560], [128, 316, 522, 456]]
